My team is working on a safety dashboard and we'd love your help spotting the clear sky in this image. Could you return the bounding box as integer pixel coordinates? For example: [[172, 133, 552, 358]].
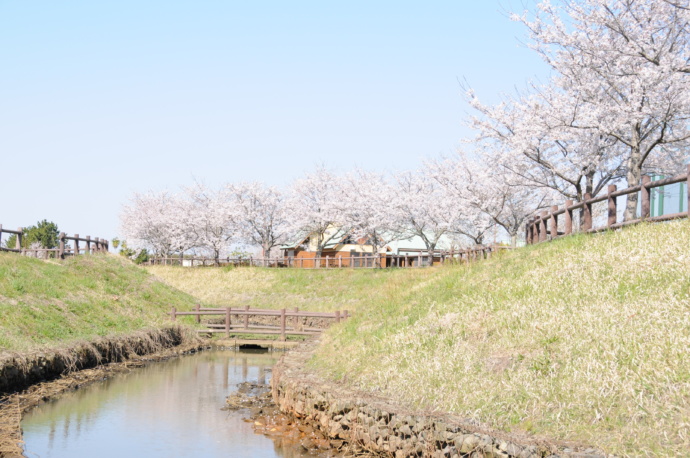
[[0, 1, 549, 241]]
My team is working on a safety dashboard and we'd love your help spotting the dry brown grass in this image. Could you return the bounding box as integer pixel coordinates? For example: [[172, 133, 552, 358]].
[[147, 265, 440, 312], [311, 221, 690, 457]]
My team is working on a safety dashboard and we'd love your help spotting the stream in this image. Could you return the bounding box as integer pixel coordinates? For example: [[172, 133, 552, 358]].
[[21, 348, 330, 458]]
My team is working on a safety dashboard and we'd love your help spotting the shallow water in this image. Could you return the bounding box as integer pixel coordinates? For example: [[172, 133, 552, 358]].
[[22, 349, 315, 458]]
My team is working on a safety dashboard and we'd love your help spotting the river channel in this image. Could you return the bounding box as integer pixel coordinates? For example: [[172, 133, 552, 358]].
[[21, 348, 331, 458]]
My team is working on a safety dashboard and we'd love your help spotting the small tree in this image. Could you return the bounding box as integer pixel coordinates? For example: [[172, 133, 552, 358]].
[[5, 220, 60, 249]]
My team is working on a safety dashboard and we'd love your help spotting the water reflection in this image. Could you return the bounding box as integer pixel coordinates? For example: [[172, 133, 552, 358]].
[[22, 349, 312, 458]]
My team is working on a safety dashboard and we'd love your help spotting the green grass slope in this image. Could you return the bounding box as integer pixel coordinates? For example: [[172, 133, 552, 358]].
[[147, 264, 442, 312], [0, 254, 198, 351], [313, 221, 690, 456]]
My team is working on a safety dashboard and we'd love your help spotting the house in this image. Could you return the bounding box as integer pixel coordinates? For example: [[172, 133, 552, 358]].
[[280, 226, 386, 268], [280, 227, 457, 268]]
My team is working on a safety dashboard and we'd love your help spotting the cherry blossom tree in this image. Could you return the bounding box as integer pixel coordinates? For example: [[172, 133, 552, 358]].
[[185, 183, 236, 266], [120, 191, 195, 256], [228, 182, 288, 262], [429, 152, 552, 247], [392, 169, 467, 253], [513, 0, 690, 219], [285, 166, 348, 262], [339, 169, 407, 266], [467, 84, 626, 205]]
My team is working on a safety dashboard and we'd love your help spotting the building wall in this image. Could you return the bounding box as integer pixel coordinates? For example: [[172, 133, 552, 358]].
[[286, 248, 388, 268]]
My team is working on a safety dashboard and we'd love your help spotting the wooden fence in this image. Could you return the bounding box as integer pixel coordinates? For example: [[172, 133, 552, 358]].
[[147, 245, 508, 269], [0, 225, 109, 258], [527, 165, 690, 244], [170, 305, 350, 341]]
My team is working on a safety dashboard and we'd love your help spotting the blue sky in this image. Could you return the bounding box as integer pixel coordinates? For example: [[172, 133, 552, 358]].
[[0, 1, 549, 240]]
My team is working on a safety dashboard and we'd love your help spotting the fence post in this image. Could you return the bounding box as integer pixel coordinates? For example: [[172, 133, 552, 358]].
[[343, 309, 349, 320], [58, 233, 65, 259], [550, 205, 559, 239], [280, 308, 286, 341], [85, 236, 91, 254], [583, 193, 593, 231], [564, 200, 573, 235], [0, 225, 2, 248], [335, 310, 341, 324], [607, 184, 617, 228], [170, 306, 177, 321], [687, 164, 690, 216], [225, 307, 231, 338], [244, 305, 249, 330], [74, 234, 80, 256], [525, 219, 530, 245], [195, 303, 201, 324], [539, 212, 548, 242], [16, 227, 23, 251], [326, 255, 329, 268], [530, 219, 536, 244], [640, 175, 651, 219]]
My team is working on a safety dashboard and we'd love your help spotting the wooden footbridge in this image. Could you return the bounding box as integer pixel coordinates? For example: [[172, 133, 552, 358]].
[[170, 306, 350, 341]]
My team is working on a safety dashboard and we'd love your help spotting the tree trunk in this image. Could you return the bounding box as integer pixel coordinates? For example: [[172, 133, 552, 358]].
[[262, 244, 269, 267], [510, 233, 517, 248], [315, 249, 322, 268]]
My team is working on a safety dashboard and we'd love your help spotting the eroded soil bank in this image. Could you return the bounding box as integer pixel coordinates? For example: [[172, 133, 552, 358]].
[[0, 326, 204, 457], [271, 342, 605, 458]]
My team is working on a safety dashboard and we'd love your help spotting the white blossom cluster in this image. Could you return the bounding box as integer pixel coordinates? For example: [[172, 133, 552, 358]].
[[119, 166, 530, 260], [469, 0, 690, 221]]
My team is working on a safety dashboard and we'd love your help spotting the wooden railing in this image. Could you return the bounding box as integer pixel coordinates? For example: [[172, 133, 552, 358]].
[[526, 165, 690, 244], [170, 305, 350, 341], [0, 225, 109, 258], [147, 246, 508, 269]]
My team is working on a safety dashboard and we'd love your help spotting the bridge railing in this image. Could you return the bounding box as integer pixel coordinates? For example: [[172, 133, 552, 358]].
[[170, 305, 350, 341]]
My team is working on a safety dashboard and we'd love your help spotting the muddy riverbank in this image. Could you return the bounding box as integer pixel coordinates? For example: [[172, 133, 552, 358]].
[[271, 341, 605, 458]]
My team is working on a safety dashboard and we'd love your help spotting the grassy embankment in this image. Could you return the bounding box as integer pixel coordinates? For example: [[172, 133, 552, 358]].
[[150, 221, 690, 456], [147, 263, 442, 312], [0, 254, 199, 352]]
